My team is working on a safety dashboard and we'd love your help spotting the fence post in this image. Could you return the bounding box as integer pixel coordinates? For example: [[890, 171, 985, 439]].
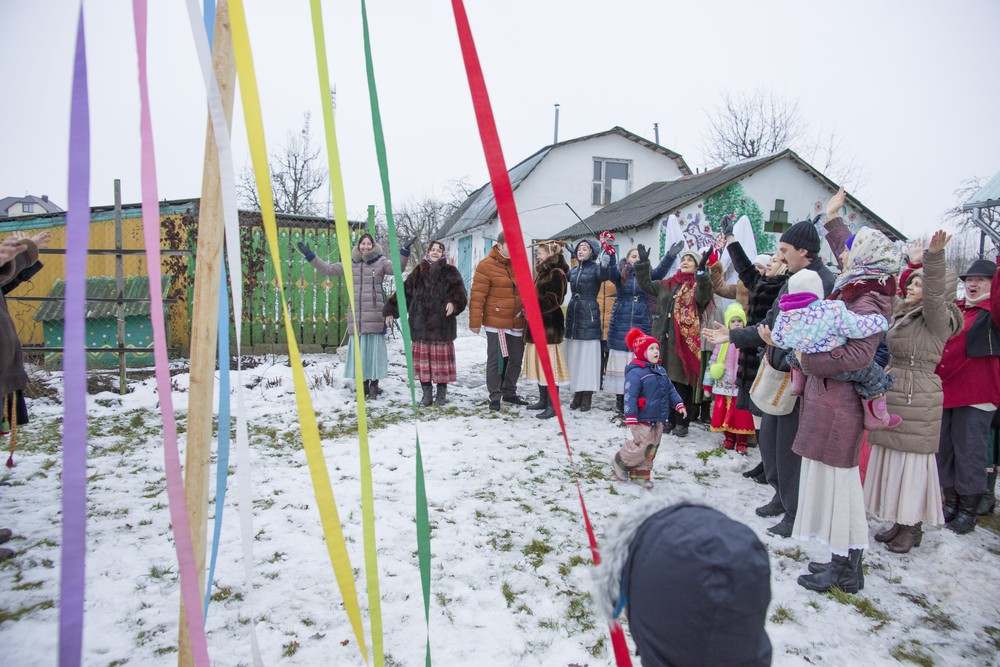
[[114, 180, 127, 395]]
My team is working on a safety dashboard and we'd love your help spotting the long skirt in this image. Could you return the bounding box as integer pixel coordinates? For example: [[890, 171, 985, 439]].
[[863, 445, 944, 526], [342, 332, 388, 381], [412, 340, 457, 384], [709, 394, 755, 435], [793, 458, 869, 556], [523, 342, 570, 386], [603, 349, 631, 394], [565, 338, 601, 393]]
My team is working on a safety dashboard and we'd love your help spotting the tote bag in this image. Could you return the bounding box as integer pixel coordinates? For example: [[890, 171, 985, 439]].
[[750, 352, 797, 416]]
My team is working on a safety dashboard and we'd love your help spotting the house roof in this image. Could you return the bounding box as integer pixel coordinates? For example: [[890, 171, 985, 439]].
[[33, 274, 173, 322], [436, 127, 691, 239], [963, 169, 1000, 209], [553, 149, 905, 241], [0, 195, 64, 214]]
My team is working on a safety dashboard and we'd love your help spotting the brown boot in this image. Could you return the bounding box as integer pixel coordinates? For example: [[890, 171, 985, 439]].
[[579, 391, 593, 412], [874, 522, 902, 543], [570, 392, 583, 410], [886, 523, 922, 553]]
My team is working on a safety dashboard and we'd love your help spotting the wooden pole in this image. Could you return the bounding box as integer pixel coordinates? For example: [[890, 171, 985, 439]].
[[178, 2, 235, 664], [114, 179, 127, 395]]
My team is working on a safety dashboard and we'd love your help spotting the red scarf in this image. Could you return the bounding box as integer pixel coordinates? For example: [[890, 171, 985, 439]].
[[666, 270, 701, 385]]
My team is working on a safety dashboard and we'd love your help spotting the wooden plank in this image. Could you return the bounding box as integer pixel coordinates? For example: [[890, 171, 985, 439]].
[[277, 228, 290, 344], [302, 228, 316, 344]]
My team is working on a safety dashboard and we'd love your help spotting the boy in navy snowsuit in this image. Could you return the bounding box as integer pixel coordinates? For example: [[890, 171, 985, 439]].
[[612, 328, 687, 488]]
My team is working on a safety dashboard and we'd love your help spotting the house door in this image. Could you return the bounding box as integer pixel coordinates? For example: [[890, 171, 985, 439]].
[[457, 235, 473, 292]]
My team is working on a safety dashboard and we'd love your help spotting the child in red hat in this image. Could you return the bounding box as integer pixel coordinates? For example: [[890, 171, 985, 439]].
[[612, 328, 687, 488]]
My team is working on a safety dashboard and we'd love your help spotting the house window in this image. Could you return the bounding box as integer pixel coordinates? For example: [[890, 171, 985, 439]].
[[592, 159, 630, 206], [22, 203, 34, 213]]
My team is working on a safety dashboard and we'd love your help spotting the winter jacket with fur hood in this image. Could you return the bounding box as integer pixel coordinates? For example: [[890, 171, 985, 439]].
[[468, 244, 524, 331], [310, 241, 394, 335], [0, 240, 39, 399], [592, 495, 771, 667], [566, 239, 615, 340], [383, 258, 467, 342], [868, 248, 962, 455], [524, 253, 568, 345]]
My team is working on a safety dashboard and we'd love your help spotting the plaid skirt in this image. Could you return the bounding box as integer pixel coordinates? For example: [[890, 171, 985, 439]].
[[413, 340, 457, 384]]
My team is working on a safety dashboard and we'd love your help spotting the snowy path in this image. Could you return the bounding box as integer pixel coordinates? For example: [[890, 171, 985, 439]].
[[1, 332, 998, 665]]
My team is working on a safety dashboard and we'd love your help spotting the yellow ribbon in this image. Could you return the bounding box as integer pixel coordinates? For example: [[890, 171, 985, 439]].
[[229, 1, 369, 661]]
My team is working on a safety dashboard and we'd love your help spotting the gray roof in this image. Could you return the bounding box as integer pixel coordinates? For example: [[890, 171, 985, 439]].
[[436, 127, 691, 239], [0, 195, 64, 214], [34, 275, 172, 322], [553, 150, 905, 241]]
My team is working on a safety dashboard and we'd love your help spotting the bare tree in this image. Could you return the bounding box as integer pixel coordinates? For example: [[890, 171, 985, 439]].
[[944, 176, 999, 236], [800, 128, 869, 193], [237, 113, 328, 215], [701, 88, 804, 163]]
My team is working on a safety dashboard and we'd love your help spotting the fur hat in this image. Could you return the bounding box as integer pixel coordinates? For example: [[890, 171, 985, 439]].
[[960, 258, 997, 280], [752, 254, 772, 270], [779, 220, 821, 254], [626, 328, 658, 361], [788, 269, 824, 301]]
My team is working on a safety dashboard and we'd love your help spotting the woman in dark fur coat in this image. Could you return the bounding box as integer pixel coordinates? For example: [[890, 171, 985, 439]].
[[384, 240, 467, 407], [524, 241, 570, 419]]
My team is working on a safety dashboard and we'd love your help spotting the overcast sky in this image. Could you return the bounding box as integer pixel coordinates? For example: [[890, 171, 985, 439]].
[[2, 1, 997, 240]]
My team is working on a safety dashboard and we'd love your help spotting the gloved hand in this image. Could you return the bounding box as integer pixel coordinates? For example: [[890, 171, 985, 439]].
[[668, 240, 685, 258], [697, 248, 713, 271], [637, 244, 650, 263], [296, 241, 316, 262], [599, 252, 612, 267], [400, 236, 416, 257], [720, 215, 735, 237]]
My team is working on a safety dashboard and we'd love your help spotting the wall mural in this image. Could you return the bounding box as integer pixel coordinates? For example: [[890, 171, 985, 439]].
[[659, 182, 774, 258]]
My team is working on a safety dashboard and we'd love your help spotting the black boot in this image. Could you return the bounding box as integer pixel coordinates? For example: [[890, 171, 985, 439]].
[[798, 549, 864, 594], [947, 495, 981, 534], [977, 470, 996, 515], [742, 462, 765, 479], [527, 385, 548, 411], [435, 384, 448, 406], [363, 380, 371, 398], [537, 387, 558, 420], [420, 382, 433, 407], [369, 380, 381, 399], [942, 487, 959, 523], [806, 558, 866, 590], [615, 394, 624, 414], [580, 391, 593, 412], [570, 392, 583, 410]]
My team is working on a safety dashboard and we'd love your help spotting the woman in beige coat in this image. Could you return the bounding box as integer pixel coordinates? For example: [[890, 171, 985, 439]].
[[864, 231, 962, 553]]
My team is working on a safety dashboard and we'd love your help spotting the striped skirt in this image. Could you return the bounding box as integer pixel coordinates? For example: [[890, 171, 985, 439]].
[[342, 332, 388, 381], [412, 340, 457, 384]]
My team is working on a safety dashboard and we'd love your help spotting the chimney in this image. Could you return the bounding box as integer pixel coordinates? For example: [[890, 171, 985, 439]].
[[41, 194, 49, 202], [553, 103, 560, 144], [653, 123, 659, 145]]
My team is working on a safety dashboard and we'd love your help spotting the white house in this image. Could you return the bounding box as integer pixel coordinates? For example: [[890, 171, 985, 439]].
[[436, 127, 691, 287], [0, 194, 63, 218], [552, 149, 905, 268]]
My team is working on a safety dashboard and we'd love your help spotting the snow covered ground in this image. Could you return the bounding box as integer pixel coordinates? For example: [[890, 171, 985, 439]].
[[1, 331, 999, 666]]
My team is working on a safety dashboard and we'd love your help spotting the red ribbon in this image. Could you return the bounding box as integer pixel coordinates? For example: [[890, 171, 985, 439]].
[[450, 2, 633, 664]]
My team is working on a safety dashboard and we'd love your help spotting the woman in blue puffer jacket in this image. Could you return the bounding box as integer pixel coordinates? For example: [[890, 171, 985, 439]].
[[565, 239, 615, 411], [604, 248, 651, 415]]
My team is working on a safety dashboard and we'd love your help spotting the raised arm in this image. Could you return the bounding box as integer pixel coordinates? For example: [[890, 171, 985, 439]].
[[650, 240, 684, 280], [635, 259, 662, 298], [710, 262, 738, 300]]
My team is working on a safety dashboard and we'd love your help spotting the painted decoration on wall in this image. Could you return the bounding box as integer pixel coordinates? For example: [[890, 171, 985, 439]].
[[701, 182, 773, 253]]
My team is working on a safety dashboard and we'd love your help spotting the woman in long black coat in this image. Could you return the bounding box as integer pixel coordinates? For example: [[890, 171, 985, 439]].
[[524, 241, 570, 419], [384, 240, 467, 406], [565, 239, 615, 411]]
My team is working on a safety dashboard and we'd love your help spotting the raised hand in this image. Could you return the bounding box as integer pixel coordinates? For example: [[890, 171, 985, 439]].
[[668, 240, 685, 258], [697, 248, 712, 271], [907, 238, 925, 265], [637, 244, 650, 263], [402, 236, 416, 250], [720, 215, 735, 238], [825, 186, 846, 220], [928, 230, 951, 253], [0, 238, 26, 264]]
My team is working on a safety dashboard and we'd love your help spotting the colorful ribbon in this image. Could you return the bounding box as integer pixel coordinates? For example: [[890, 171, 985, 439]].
[[230, 1, 370, 661], [449, 2, 633, 663], [359, 1, 433, 664], [133, 1, 212, 664], [58, 6, 89, 665]]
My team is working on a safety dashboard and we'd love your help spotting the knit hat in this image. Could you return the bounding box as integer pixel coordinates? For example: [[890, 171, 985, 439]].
[[779, 220, 821, 254], [960, 258, 997, 280], [723, 302, 747, 329], [752, 254, 772, 270], [679, 248, 701, 264], [626, 328, 658, 361], [787, 269, 824, 301]]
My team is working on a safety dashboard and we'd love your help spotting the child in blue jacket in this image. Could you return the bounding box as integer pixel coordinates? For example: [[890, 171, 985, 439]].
[[612, 328, 687, 488]]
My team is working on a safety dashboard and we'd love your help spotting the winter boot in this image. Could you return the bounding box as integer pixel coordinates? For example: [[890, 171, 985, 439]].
[[0, 528, 11, 544], [874, 522, 902, 543], [947, 495, 981, 534], [736, 443, 748, 455], [420, 383, 433, 408], [698, 401, 712, 425], [611, 454, 629, 482], [723, 439, 736, 450], [537, 387, 559, 420], [673, 424, 689, 438], [977, 469, 997, 515], [363, 380, 371, 398], [790, 366, 806, 397], [435, 384, 448, 406], [862, 395, 902, 430], [527, 385, 548, 411], [579, 391, 593, 412], [570, 392, 583, 410], [369, 380, 381, 399], [886, 523, 922, 553], [628, 469, 653, 490], [742, 462, 765, 479], [615, 394, 624, 415], [942, 487, 959, 523], [798, 549, 864, 594], [0, 547, 12, 562], [806, 559, 866, 590]]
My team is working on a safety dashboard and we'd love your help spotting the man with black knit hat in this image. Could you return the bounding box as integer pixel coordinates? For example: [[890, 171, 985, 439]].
[[706, 190, 838, 537]]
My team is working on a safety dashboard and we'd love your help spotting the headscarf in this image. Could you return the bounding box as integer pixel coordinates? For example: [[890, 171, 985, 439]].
[[833, 226, 902, 293], [424, 241, 449, 265]]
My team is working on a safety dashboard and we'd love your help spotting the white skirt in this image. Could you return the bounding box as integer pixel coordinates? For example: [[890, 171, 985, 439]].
[[564, 338, 601, 393], [793, 458, 869, 556], [863, 445, 945, 526], [603, 349, 632, 395]]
